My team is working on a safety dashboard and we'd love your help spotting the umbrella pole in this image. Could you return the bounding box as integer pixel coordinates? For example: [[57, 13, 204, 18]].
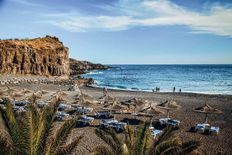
[[150, 116, 153, 127], [204, 113, 208, 123], [167, 109, 170, 118], [134, 107, 136, 119]]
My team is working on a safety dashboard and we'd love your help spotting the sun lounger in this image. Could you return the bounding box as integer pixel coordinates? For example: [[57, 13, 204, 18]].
[[76, 106, 93, 114], [152, 129, 163, 138], [78, 115, 94, 126], [210, 126, 220, 135], [37, 101, 48, 108], [194, 123, 210, 133], [14, 100, 30, 106], [55, 111, 70, 121], [13, 106, 26, 112], [100, 119, 127, 132], [159, 118, 180, 128], [58, 103, 72, 111], [95, 111, 112, 118]]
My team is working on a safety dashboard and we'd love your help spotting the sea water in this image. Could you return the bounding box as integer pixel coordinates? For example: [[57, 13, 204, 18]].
[[82, 65, 232, 95]]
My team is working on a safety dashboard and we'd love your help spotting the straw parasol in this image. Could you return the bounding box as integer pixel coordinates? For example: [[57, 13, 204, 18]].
[[0, 90, 7, 97], [194, 104, 222, 123], [139, 106, 164, 116], [11, 92, 25, 100], [138, 103, 164, 126], [21, 89, 32, 95], [74, 93, 100, 107], [41, 90, 49, 95], [59, 91, 68, 97], [122, 98, 151, 111], [157, 100, 180, 118], [6, 87, 16, 96], [103, 99, 128, 114]]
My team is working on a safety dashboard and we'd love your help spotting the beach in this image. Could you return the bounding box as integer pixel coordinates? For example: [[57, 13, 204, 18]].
[[0, 82, 231, 154]]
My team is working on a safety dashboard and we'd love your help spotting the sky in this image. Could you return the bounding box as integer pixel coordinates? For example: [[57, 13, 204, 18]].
[[0, 0, 232, 64]]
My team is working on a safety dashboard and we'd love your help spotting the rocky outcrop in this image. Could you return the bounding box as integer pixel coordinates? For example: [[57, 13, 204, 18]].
[[69, 58, 110, 75], [0, 36, 69, 77]]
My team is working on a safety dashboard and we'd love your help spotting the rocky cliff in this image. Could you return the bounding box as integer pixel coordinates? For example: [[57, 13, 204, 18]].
[[69, 58, 110, 75], [0, 36, 69, 77]]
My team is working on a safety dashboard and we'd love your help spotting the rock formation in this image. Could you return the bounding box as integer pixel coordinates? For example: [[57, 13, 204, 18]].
[[0, 36, 69, 77], [69, 58, 110, 75]]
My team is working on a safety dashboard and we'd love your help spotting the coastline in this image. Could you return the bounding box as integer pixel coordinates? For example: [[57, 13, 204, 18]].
[[82, 64, 232, 96], [86, 84, 232, 96]]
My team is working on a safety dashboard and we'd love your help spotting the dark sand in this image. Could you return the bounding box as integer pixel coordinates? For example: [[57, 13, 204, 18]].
[[0, 83, 231, 154]]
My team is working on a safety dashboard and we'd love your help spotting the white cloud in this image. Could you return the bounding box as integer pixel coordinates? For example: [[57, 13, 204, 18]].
[[9, 0, 40, 6], [44, 0, 232, 36]]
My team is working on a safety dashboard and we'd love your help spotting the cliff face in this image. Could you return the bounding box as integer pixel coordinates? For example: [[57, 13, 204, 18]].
[[69, 58, 109, 75], [0, 36, 69, 77]]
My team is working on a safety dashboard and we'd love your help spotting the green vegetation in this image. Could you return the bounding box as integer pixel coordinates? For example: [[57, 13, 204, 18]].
[[0, 96, 82, 155], [94, 124, 201, 155]]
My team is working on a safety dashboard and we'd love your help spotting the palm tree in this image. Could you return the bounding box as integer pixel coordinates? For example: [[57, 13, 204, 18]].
[[125, 123, 154, 155], [94, 128, 126, 155], [0, 96, 82, 155], [148, 127, 201, 155], [93, 124, 201, 155]]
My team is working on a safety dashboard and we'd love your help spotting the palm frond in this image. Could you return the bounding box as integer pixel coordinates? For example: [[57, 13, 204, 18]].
[[124, 126, 136, 152], [180, 140, 201, 154], [0, 113, 13, 154], [0, 107, 13, 150], [93, 145, 114, 155], [134, 123, 151, 155], [154, 126, 175, 145], [56, 136, 83, 155], [45, 119, 76, 155], [1, 99, 25, 154], [35, 98, 60, 154], [95, 128, 123, 154], [152, 137, 181, 155]]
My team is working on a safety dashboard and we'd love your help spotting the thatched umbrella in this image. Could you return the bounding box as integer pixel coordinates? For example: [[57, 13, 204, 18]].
[[100, 95, 115, 105], [21, 89, 32, 95], [122, 98, 150, 112], [0, 90, 7, 97], [194, 104, 222, 123], [11, 92, 24, 100], [135, 98, 150, 107], [59, 91, 68, 97], [6, 87, 16, 96], [41, 90, 49, 95], [103, 100, 128, 114], [157, 100, 180, 118], [138, 103, 164, 126], [74, 93, 100, 108]]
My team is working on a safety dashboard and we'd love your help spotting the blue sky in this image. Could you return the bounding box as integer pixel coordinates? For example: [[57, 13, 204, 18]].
[[0, 0, 232, 64]]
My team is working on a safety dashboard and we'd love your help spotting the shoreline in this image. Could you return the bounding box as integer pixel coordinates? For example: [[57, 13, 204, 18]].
[[86, 85, 232, 97]]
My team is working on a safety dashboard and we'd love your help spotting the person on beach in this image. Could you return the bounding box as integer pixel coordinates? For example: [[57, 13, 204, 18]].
[[103, 87, 106, 96], [103, 87, 108, 96], [173, 87, 175, 92], [179, 89, 181, 93]]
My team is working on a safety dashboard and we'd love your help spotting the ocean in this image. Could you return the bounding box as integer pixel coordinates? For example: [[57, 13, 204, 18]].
[[82, 65, 232, 95]]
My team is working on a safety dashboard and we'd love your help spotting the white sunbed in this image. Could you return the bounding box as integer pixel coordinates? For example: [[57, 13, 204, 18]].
[[152, 129, 163, 138], [159, 118, 180, 128], [210, 126, 220, 135], [194, 123, 210, 133]]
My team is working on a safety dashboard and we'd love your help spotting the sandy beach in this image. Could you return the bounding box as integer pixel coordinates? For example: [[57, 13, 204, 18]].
[[0, 82, 232, 154]]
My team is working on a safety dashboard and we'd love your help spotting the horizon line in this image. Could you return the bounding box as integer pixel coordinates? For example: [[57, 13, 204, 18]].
[[103, 63, 232, 65]]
